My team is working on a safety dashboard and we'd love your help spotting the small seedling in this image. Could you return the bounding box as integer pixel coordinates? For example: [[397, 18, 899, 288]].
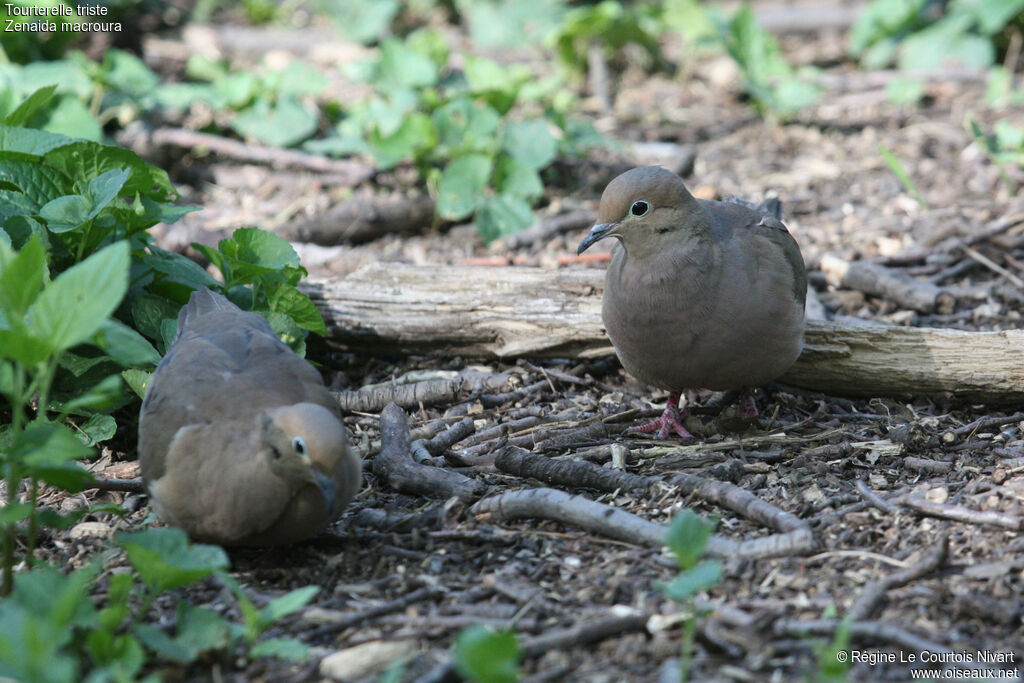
[[878, 144, 931, 209], [453, 624, 521, 683], [661, 509, 723, 683]]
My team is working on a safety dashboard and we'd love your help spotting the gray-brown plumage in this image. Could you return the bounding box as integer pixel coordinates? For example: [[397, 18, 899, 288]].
[[577, 166, 806, 438], [138, 288, 361, 545]]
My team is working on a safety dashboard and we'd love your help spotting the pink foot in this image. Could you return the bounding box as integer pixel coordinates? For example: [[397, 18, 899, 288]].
[[628, 394, 693, 439], [738, 391, 759, 419]]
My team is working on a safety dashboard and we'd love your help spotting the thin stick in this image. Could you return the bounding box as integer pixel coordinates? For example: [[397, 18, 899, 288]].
[[848, 529, 949, 620], [903, 496, 1022, 531]]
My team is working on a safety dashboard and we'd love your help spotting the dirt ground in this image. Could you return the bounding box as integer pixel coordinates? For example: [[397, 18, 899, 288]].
[[51, 4, 1024, 682]]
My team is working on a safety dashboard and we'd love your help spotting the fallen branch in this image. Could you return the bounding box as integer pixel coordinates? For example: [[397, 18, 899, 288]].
[[495, 446, 655, 492], [496, 209, 596, 250], [301, 264, 1024, 403], [371, 403, 486, 503], [306, 585, 446, 641], [819, 254, 955, 314], [118, 127, 376, 183], [336, 373, 512, 413], [84, 477, 145, 494], [277, 191, 436, 245], [470, 487, 812, 559], [903, 496, 1022, 531]]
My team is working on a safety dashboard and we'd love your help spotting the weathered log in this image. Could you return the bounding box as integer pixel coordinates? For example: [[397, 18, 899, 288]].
[[300, 264, 1024, 403]]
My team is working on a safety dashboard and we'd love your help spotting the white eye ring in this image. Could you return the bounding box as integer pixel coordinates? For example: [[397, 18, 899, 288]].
[[292, 437, 307, 455], [630, 200, 649, 217]]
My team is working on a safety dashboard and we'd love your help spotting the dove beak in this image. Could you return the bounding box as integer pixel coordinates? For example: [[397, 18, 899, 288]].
[[577, 222, 618, 255], [313, 469, 337, 516]]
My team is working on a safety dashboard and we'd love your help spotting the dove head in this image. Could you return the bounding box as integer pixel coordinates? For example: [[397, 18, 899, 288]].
[[577, 166, 710, 258], [261, 403, 351, 510]]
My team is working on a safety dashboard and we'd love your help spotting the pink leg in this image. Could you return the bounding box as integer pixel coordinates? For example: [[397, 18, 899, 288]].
[[738, 390, 759, 418], [628, 393, 693, 439]]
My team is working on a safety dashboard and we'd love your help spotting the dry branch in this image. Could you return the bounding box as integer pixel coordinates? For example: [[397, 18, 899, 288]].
[[848, 529, 948, 620], [903, 496, 1023, 531], [820, 254, 955, 313], [371, 403, 486, 503], [277, 192, 436, 245], [85, 477, 145, 493], [495, 446, 655, 492], [118, 127, 376, 183], [301, 263, 1024, 403]]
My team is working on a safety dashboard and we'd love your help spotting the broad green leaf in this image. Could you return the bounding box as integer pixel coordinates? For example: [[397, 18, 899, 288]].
[[2, 215, 51, 250], [662, 559, 723, 601], [0, 235, 46, 319], [272, 60, 330, 97], [75, 414, 117, 447], [249, 637, 309, 660], [260, 586, 319, 623], [0, 503, 33, 525], [42, 96, 102, 141], [476, 194, 534, 243], [0, 124, 74, 157], [121, 368, 153, 399], [368, 111, 437, 169], [60, 373, 124, 415], [495, 156, 543, 200], [4, 85, 57, 126], [323, 0, 400, 44], [93, 318, 162, 367], [0, 153, 72, 201], [130, 293, 180, 343], [15, 422, 94, 490], [84, 631, 144, 677], [264, 310, 306, 356], [44, 141, 176, 201], [31, 240, 129, 353], [116, 528, 229, 593], [39, 193, 92, 232], [134, 604, 229, 664], [453, 625, 519, 683], [231, 97, 318, 148], [101, 49, 158, 96], [376, 38, 439, 89], [502, 119, 558, 169], [437, 154, 492, 221], [664, 509, 717, 570], [269, 284, 327, 336], [433, 99, 501, 155], [0, 327, 51, 366]]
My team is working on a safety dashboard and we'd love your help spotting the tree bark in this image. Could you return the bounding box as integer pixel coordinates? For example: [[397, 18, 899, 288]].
[[300, 264, 1024, 403]]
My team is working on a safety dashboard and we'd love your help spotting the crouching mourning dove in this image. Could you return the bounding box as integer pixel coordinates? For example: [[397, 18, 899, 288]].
[[577, 166, 806, 439], [138, 288, 361, 546]]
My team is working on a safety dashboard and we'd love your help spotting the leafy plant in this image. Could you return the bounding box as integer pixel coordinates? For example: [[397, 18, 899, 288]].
[[850, 0, 1024, 70], [551, 1, 665, 76], [807, 609, 853, 683], [453, 625, 521, 683], [712, 3, 822, 119], [0, 529, 321, 681], [967, 117, 1024, 193], [661, 510, 723, 683], [308, 31, 603, 242]]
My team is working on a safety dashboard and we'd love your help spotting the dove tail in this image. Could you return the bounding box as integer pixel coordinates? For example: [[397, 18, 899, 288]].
[[177, 288, 236, 333]]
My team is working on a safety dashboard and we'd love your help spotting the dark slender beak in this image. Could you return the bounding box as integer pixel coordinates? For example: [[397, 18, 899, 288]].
[[577, 222, 617, 255], [313, 469, 337, 515]]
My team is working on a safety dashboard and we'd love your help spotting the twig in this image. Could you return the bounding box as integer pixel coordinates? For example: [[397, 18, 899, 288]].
[[306, 585, 446, 641], [498, 210, 597, 250], [848, 529, 949, 620], [903, 457, 953, 474], [85, 477, 145, 494], [371, 403, 487, 503], [411, 417, 476, 464], [820, 254, 954, 314], [668, 473, 807, 534], [495, 446, 655, 492], [520, 613, 648, 657], [855, 479, 898, 513], [335, 379, 465, 414], [471, 487, 812, 559], [952, 412, 1024, 438], [278, 191, 436, 245], [119, 126, 376, 183], [903, 496, 1022, 530], [958, 243, 1024, 288]]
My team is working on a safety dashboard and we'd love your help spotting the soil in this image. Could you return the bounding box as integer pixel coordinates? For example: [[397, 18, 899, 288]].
[[41, 3, 1024, 682]]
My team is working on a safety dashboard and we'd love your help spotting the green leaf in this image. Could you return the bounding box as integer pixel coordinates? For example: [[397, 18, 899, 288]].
[[495, 156, 543, 200], [4, 85, 58, 126], [453, 625, 520, 683], [85, 631, 145, 677], [1, 215, 50, 250], [437, 154, 493, 221], [433, 99, 501, 156], [0, 503, 33, 525], [131, 293, 181, 344], [273, 60, 330, 97], [376, 38, 439, 89], [101, 49, 159, 97], [75, 414, 117, 447], [0, 235, 46, 319], [14, 422, 93, 490], [0, 123, 73, 156], [664, 509, 717, 570], [38, 193, 92, 233], [43, 141, 177, 202], [134, 604, 230, 664], [121, 368, 153, 399], [94, 318, 162, 367], [476, 194, 534, 243], [30, 240, 129, 354], [260, 586, 319, 623], [249, 637, 309, 660], [268, 284, 327, 336], [0, 152, 72, 201], [899, 20, 995, 70], [264, 311, 306, 356], [116, 528, 230, 593], [662, 559, 723, 601], [368, 112, 438, 170], [231, 97, 318, 148], [324, 0, 400, 44], [43, 96, 102, 141], [60, 373, 124, 415], [502, 119, 558, 169]]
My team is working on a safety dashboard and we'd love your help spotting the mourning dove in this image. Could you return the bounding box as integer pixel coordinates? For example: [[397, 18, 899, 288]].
[[138, 288, 361, 545], [577, 166, 806, 438]]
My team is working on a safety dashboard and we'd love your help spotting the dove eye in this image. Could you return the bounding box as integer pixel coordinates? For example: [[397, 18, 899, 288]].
[[630, 200, 649, 217], [292, 437, 306, 455]]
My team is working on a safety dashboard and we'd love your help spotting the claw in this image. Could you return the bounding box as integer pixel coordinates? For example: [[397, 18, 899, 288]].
[[627, 393, 693, 439]]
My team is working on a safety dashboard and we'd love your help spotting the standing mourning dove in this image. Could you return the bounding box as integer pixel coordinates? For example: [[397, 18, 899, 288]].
[[576, 166, 806, 438], [138, 288, 361, 545]]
